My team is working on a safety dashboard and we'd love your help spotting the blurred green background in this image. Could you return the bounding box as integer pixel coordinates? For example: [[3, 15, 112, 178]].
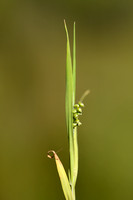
[[0, 1, 133, 200]]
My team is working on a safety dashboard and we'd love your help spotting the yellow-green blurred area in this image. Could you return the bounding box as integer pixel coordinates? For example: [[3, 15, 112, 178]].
[[1, 0, 133, 199]]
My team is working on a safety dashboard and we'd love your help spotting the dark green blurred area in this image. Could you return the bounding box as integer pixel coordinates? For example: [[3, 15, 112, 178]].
[[0, 1, 133, 200]]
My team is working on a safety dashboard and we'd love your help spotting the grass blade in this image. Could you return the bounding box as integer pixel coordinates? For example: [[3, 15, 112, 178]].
[[64, 20, 73, 131], [72, 23, 78, 188], [47, 151, 73, 200], [64, 20, 75, 186], [73, 22, 76, 104]]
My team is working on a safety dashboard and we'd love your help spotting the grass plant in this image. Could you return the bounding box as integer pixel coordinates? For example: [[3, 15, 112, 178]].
[[47, 21, 89, 200]]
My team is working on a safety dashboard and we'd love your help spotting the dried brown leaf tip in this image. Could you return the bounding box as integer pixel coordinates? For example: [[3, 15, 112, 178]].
[[47, 150, 55, 159]]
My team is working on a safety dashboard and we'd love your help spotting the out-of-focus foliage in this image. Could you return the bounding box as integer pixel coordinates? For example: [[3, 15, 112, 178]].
[[0, 1, 133, 200]]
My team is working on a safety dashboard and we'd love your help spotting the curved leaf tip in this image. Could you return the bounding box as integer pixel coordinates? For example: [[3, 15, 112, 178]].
[[47, 150, 73, 200]]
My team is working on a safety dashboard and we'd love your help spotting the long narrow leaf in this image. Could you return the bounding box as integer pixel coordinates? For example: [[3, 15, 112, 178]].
[[64, 20, 74, 184], [47, 151, 73, 200], [72, 23, 78, 188], [73, 22, 76, 104]]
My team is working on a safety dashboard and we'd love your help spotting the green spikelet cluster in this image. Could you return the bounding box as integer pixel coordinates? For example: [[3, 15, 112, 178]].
[[73, 102, 84, 128]]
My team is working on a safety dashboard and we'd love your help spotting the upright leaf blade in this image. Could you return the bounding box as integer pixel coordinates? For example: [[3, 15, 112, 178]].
[[73, 22, 76, 104], [72, 23, 78, 188], [64, 20, 74, 185], [64, 20, 73, 130]]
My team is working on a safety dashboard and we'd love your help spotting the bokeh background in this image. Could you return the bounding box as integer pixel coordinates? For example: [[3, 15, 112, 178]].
[[0, 1, 133, 200]]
